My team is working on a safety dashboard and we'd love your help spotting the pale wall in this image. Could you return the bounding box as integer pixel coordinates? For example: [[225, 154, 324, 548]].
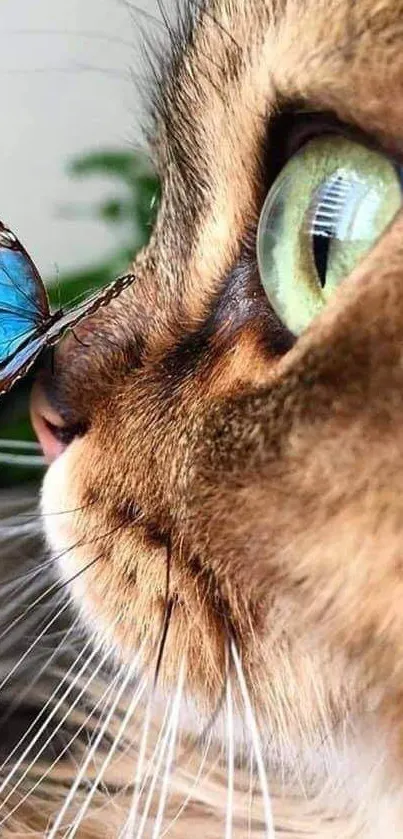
[[0, 0, 166, 278]]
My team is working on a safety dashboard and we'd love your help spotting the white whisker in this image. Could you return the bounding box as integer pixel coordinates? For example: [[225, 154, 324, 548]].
[[121, 688, 173, 838], [0, 553, 72, 594], [151, 661, 185, 839], [0, 633, 105, 808], [230, 639, 275, 839], [0, 667, 117, 826], [160, 730, 213, 838], [0, 650, 108, 823], [0, 440, 41, 451], [0, 601, 70, 696], [0, 616, 81, 725], [225, 670, 234, 839], [0, 572, 72, 645], [0, 630, 94, 778], [66, 667, 148, 838], [48, 645, 144, 839], [248, 752, 254, 839], [0, 453, 45, 467], [121, 681, 155, 838]]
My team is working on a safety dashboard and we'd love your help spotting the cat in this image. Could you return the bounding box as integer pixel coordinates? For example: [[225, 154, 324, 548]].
[[2, 0, 403, 836]]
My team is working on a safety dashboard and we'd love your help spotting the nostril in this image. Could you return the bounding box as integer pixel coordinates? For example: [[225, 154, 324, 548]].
[[30, 381, 77, 464]]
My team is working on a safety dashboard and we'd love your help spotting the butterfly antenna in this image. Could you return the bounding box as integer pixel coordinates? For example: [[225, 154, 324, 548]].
[[53, 263, 63, 314]]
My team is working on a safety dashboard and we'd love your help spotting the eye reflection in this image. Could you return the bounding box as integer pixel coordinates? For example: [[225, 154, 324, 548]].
[[257, 135, 402, 335]]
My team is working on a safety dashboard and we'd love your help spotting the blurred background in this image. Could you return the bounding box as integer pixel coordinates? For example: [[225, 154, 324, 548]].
[[0, 0, 165, 485]]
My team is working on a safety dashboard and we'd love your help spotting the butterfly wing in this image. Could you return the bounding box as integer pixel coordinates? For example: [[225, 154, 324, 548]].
[[0, 246, 134, 396], [0, 221, 51, 394], [44, 272, 135, 344], [0, 222, 49, 367], [0, 334, 47, 395]]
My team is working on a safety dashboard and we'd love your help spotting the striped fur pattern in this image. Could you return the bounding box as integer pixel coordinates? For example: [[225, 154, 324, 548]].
[[0, 492, 349, 838], [3, 0, 403, 835]]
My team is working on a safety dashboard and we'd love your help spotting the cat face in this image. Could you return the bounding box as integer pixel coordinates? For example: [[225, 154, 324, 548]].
[[30, 0, 403, 768]]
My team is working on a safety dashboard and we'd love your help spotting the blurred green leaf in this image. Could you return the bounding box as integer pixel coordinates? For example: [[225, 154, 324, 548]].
[[0, 147, 160, 486]]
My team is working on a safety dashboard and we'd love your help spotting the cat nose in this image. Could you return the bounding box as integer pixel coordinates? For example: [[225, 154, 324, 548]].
[[30, 380, 68, 463]]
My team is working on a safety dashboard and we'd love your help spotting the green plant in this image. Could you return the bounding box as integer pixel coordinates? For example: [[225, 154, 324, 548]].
[[0, 149, 160, 486]]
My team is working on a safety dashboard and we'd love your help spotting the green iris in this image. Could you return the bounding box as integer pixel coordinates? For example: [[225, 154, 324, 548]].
[[257, 135, 402, 336]]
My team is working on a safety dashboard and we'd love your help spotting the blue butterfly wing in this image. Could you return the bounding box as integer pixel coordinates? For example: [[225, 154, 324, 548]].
[[0, 217, 135, 396], [0, 308, 40, 358], [0, 221, 50, 392], [0, 334, 46, 394], [0, 272, 134, 393]]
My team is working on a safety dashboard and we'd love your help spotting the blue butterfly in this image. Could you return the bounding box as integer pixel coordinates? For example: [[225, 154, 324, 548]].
[[0, 221, 134, 394]]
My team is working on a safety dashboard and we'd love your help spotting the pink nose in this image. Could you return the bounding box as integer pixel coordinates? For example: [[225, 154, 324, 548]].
[[30, 381, 67, 463]]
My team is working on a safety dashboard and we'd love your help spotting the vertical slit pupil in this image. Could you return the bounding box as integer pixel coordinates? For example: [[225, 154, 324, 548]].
[[311, 173, 347, 290], [313, 235, 330, 288]]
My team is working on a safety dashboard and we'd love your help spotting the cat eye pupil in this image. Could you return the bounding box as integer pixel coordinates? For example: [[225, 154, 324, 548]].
[[257, 135, 403, 335], [310, 172, 350, 290], [312, 234, 329, 288]]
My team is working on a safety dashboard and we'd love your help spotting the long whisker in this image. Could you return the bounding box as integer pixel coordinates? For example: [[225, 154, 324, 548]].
[[47, 647, 144, 839], [0, 555, 66, 591], [120, 691, 173, 838], [0, 598, 54, 659], [0, 631, 105, 800], [0, 600, 70, 696], [225, 668, 234, 839], [230, 639, 275, 839], [0, 551, 85, 598], [0, 517, 124, 590], [150, 660, 185, 839], [0, 640, 111, 823], [66, 669, 148, 838], [0, 615, 81, 729], [120, 685, 154, 838], [160, 730, 213, 838], [0, 663, 117, 827], [248, 752, 255, 839], [1, 500, 96, 526], [0, 551, 104, 645], [0, 577, 47, 621], [135, 664, 185, 839], [153, 535, 173, 689]]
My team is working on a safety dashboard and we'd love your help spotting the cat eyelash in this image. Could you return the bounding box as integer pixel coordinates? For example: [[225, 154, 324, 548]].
[[265, 106, 403, 186]]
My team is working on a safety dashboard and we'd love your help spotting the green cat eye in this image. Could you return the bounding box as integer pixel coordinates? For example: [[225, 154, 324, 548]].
[[257, 135, 402, 336]]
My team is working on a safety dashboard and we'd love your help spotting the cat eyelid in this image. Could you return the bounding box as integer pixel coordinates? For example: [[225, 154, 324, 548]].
[[264, 106, 403, 186]]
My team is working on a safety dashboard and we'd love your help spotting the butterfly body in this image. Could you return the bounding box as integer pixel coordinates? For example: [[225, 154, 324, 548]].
[[0, 221, 134, 394]]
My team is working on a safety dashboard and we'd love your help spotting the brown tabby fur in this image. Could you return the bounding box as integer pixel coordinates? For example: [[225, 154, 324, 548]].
[[4, 0, 403, 835]]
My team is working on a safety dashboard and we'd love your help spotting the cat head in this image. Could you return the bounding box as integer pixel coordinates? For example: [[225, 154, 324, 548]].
[[30, 0, 403, 757]]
